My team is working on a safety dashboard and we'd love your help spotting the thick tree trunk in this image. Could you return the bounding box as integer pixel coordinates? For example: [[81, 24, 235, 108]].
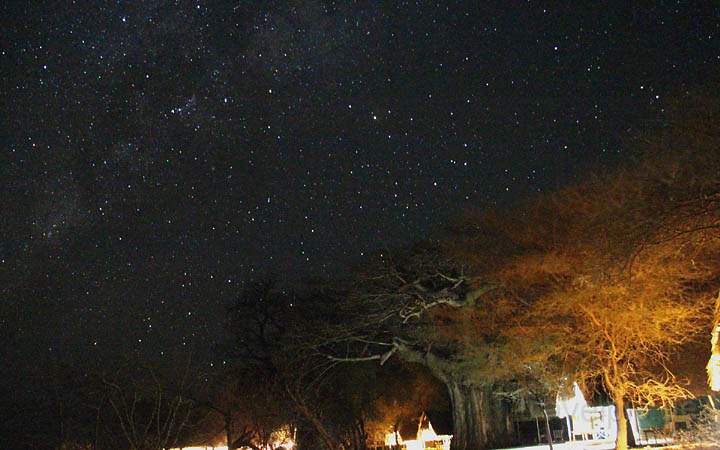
[[615, 397, 628, 450], [294, 398, 339, 450], [447, 381, 513, 450], [542, 407, 554, 450], [225, 414, 233, 450]]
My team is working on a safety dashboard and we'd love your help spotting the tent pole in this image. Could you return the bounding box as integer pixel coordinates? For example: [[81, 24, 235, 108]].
[[566, 416, 572, 442], [543, 407, 554, 450]]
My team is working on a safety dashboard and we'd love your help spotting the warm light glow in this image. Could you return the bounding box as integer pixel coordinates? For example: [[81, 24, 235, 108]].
[[268, 425, 296, 449], [169, 444, 294, 450], [383, 417, 452, 450], [168, 425, 295, 450], [169, 447, 228, 450]]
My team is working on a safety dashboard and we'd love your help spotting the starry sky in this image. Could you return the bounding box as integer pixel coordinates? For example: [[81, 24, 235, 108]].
[[1, 1, 719, 377]]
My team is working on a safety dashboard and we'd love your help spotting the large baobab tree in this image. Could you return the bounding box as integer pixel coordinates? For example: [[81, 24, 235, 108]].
[[312, 243, 523, 450], [314, 86, 720, 450]]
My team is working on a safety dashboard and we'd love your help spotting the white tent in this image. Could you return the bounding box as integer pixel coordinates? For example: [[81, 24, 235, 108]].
[[555, 382, 592, 439]]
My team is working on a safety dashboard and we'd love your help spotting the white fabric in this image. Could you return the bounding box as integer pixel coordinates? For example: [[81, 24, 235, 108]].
[[555, 382, 587, 418]]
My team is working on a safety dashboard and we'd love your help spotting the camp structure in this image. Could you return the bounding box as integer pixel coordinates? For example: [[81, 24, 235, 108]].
[[372, 412, 453, 450]]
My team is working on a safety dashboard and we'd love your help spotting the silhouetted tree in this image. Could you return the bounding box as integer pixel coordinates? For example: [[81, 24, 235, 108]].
[[95, 360, 200, 450], [306, 243, 523, 450]]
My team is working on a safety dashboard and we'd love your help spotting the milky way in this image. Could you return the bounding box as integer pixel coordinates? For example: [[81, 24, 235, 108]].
[[2, 1, 718, 378]]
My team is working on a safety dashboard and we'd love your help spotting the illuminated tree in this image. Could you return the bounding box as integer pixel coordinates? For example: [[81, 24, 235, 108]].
[[452, 86, 720, 450], [295, 86, 720, 450], [529, 275, 705, 450]]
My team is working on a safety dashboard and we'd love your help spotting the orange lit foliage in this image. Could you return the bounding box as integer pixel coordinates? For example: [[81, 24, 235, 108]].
[[450, 88, 720, 450], [319, 88, 719, 450]]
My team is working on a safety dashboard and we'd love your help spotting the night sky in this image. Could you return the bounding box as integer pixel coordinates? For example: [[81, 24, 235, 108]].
[[2, 2, 718, 376]]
